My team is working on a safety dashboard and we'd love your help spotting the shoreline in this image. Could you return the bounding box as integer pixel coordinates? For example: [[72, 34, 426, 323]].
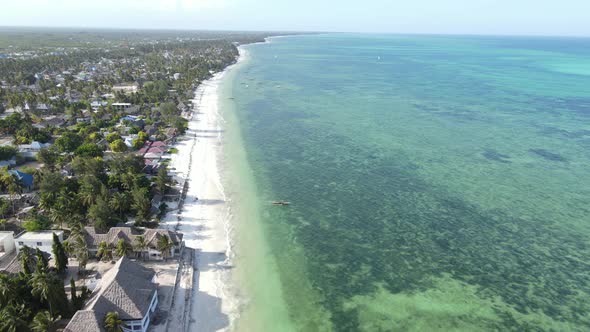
[[159, 49, 247, 331], [221, 43, 299, 331], [159, 35, 294, 332]]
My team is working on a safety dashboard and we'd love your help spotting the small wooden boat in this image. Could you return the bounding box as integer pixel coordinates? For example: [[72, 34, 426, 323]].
[[272, 201, 291, 206]]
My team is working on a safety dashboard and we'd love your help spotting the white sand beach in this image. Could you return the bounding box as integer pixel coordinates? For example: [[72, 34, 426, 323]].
[[158, 53, 245, 332]]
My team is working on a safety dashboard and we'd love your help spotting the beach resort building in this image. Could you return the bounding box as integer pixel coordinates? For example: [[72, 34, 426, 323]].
[[65, 257, 158, 332], [14, 230, 63, 257], [83, 227, 183, 260], [0, 231, 15, 264]]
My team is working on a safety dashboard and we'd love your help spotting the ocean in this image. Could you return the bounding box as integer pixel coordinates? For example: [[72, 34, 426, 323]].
[[222, 34, 590, 331]]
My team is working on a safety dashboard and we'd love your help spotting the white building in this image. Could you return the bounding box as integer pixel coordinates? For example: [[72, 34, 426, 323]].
[[112, 83, 139, 94], [14, 230, 64, 258], [112, 102, 132, 110], [90, 100, 107, 110], [17, 141, 51, 157], [0, 231, 15, 262]]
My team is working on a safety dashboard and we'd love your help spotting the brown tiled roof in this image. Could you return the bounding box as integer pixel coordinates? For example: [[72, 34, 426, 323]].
[[83, 227, 183, 250], [84, 227, 139, 248], [63, 310, 105, 332], [65, 257, 156, 331], [88, 257, 156, 320], [0, 253, 20, 275], [0, 250, 51, 276], [144, 229, 183, 248]]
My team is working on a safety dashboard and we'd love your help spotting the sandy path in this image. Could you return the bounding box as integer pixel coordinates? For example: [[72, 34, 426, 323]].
[[159, 67, 239, 331]]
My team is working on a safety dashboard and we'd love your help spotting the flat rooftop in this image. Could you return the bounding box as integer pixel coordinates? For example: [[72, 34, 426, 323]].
[[15, 230, 63, 241], [0, 231, 14, 240]]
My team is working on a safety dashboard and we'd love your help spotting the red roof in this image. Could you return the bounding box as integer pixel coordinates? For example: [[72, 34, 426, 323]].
[[151, 141, 166, 148], [146, 147, 165, 154]]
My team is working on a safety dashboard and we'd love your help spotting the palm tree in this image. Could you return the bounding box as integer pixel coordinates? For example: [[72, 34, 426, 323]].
[[0, 274, 15, 307], [49, 207, 68, 230], [110, 192, 130, 219], [104, 311, 124, 332], [62, 239, 73, 259], [78, 190, 96, 207], [0, 304, 29, 332], [131, 186, 151, 225], [30, 272, 57, 317], [155, 166, 170, 194], [31, 310, 60, 332], [97, 241, 112, 261], [17, 245, 33, 274], [7, 176, 23, 200], [77, 246, 89, 273], [49, 192, 72, 228], [78, 177, 99, 207], [69, 221, 84, 236], [2, 174, 22, 213], [114, 239, 132, 258], [69, 230, 89, 272], [156, 235, 174, 261], [38, 192, 56, 213], [88, 195, 113, 231], [133, 235, 148, 261], [120, 172, 136, 191]]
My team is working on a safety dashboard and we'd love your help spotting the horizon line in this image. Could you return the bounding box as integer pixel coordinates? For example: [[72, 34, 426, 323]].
[[0, 25, 589, 39]]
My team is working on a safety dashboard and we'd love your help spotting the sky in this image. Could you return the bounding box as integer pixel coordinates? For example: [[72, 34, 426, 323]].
[[1, 0, 590, 36]]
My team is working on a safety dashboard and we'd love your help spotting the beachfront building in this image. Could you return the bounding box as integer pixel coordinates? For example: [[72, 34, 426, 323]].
[[0, 231, 15, 264], [83, 227, 183, 260], [65, 257, 158, 332], [14, 230, 64, 257]]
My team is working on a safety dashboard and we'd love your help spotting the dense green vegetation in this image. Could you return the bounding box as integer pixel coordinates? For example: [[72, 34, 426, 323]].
[[0, 27, 284, 330], [0, 239, 90, 332]]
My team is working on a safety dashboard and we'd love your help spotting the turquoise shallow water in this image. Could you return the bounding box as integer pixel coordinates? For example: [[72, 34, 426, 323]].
[[230, 34, 590, 331]]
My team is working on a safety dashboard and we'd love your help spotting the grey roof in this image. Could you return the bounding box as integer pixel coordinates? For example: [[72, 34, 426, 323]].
[[0, 250, 51, 276], [143, 228, 182, 248], [0, 251, 19, 275], [84, 227, 138, 248], [63, 310, 105, 332], [88, 257, 156, 320], [65, 257, 156, 331], [83, 227, 183, 250]]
